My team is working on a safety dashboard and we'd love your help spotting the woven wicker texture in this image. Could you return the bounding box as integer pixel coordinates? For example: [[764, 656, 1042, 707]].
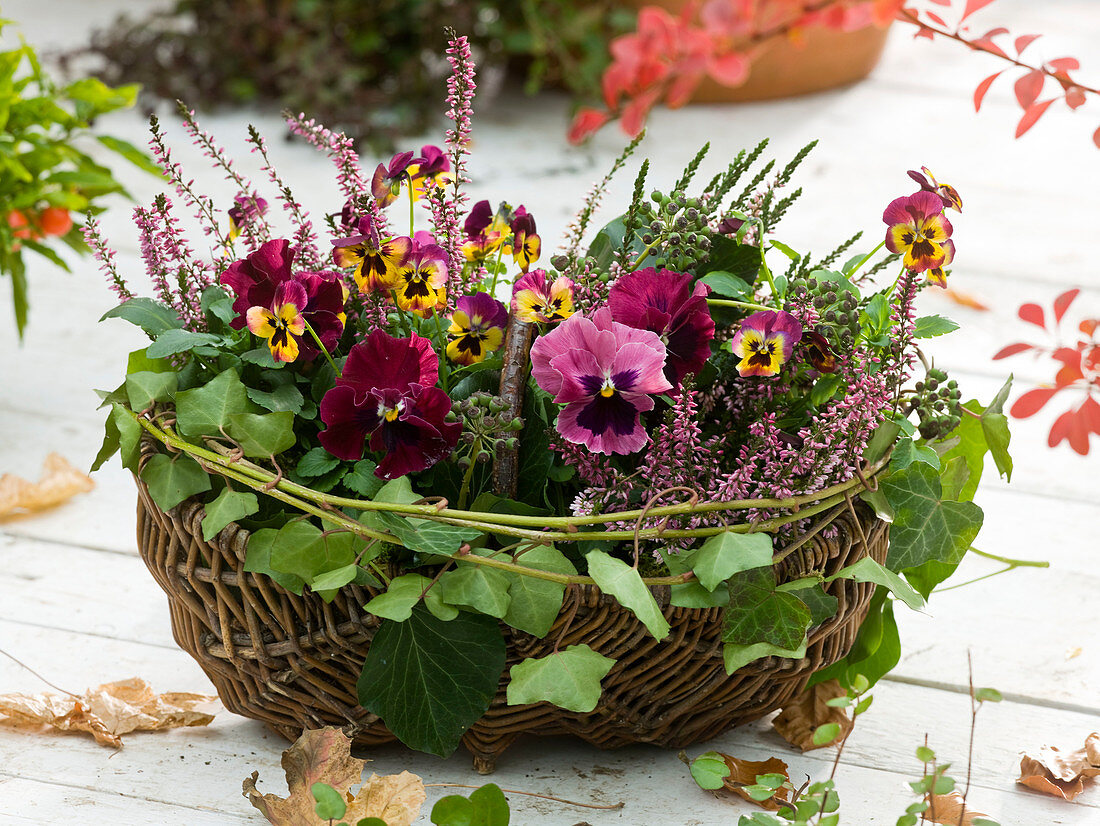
[[135, 477, 887, 773]]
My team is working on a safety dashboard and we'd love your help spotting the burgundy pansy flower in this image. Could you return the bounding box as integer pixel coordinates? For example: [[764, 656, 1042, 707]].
[[609, 267, 715, 386], [802, 329, 838, 373], [883, 191, 953, 273], [371, 150, 418, 208], [730, 310, 803, 378], [531, 308, 671, 455], [318, 330, 460, 479], [332, 216, 411, 295], [510, 206, 541, 272], [447, 292, 508, 365], [907, 166, 963, 212]]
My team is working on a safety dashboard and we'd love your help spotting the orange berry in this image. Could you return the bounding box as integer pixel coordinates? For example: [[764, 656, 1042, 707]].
[[39, 206, 73, 237], [7, 210, 35, 240]]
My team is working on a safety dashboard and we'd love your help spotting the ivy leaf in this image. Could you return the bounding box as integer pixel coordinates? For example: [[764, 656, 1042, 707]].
[[243, 528, 306, 594], [699, 271, 752, 299], [438, 560, 513, 619], [863, 419, 902, 464], [723, 566, 812, 650], [126, 347, 174, 375], [981, 375, 1013, 482], [722, 639, 807, 675], [828, 557, 925, 610], [501, 545, 575, 637], [92, 410, 121, 474], [174, 368, 253, 439], [267, 520, 357, 584], [146, 328, 223, 359], [357, 605, 506, 757], [585, 550, 670, 641], [515, 413, 552, 508], [100, 297, 182, 337], [227, 411, 296, 458], [809, 588, 899, 691], [858, 487, 894, 523], [140, 453, 211, 511], [201, 488, 259, 541], [342, 459, 385, 498], [505, 644, 615, 713], [308, 563, 361, 595], [364, 573, 458, 622], [913, 315, 960, 338], [247, 384, 305, 414], [431, 784, 509, 826], [783, 582, 838, 625], [881, 462, 983, 574], [938, 400, 988, 502], [890, 437, 941, 471], [688, 531, 774, 591], [376, 511, 483, 558], [124, 370, 177, 412], [296, 447, 341, 478]]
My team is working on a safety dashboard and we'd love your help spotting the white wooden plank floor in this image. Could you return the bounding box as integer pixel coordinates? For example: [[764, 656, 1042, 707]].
[[2, 1, 1098, 823]]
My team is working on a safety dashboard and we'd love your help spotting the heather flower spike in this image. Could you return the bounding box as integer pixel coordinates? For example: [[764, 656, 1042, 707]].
[[391, 234, 449, 317], [332, 217, 411, 295], [371, 150, 418, 208], [512, 269, 575, 324], [510, 206, 541, 272], [883, 191, 954, 273], [246, 281, 307, 363], [532, 309, 671, 454], [907, 166, 963, 212], [609, 267, 714, 386], [730, 310, 804, 377], [447, 292, 508, 365], [319, 331, 460, 478]]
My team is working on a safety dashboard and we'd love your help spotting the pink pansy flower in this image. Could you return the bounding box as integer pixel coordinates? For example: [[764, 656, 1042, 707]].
[[730, 310, 803, 378], [883, 190, 954, 273], [531, 308, 671, 454]]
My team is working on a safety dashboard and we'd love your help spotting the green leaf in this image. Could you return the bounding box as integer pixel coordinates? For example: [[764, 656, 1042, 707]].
[[812, 722, 842, 746], [438, 561, 513, 618], [467, 784, 510, 826], [828, 557, 925, 610], [981, 412, 1012, 482], [881, 463, 983, 574], [100, 297, 182, 338], [809, 588, 899, 690], [585, 550, 670, 641], [126, 347, 174, 375], [723, 566, 812, 650], [308, 563, 361, 594], [699, 271, 752, 299], [243, 528, 306, 594], [96, 134, 164, 177], [92, 409, 121, 473], [704, 235, 762, 282], [501, 545, 575, 637], [890, 437, 941, 471], [364, 573, 458, 622], [124, 370, 177, 412], [377, 511, 483, 558], [140, 453, 211, 511], [146, 328, 222, 359], [689, 751, 732, 790], [506, 644, 615, 712], [938, 455, 971, 503], [311, 782, 347, 821], [784, 582, 838, 625], [342, 459, 385, 498], [227, 411, 296, 457], [863, 419, 902, 464], [938, 401, 987, 502], [109, 404, 142, 473], [431, 795, 474, 826], [296, 447, 341, 478], [174, 368, 253, 439], [247, 384, 304, 414], [357, 604, 506, 757], [688, 531, 774, 591], [863, 293, 891, 333], [974, 687, 1003, 703], [722, 639, 806, 675], [356, 818, 388, 826], [858, 487, 894, 523], [268, 520, 357, 584], [913, 315, 960, 338], [201, 489, 259, 541]]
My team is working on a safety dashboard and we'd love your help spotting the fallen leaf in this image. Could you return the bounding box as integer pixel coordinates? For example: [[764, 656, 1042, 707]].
[[925, 790, 991, 824], [0, 677, 216, 747], [716, 753, 791, 811], [943, 287, 990, 311], [1066, 647, 1082, 660], [243, 727, 425, 826], [1018, 732, 1100, 801], [772, 679, 853, 751], [0, 453, 95, 519]]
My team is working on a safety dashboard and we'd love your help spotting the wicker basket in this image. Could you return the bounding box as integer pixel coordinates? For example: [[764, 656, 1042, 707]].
[[134, 469, 887, 773]]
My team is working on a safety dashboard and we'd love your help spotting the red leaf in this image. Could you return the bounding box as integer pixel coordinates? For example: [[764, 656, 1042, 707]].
[[1013, 387, 1060, 418], [1018, 302, 1046, 328], [1014, 71, 1045, 109], [1081, 395, 1100, 435], [1093, 125, 1100, 150], [992, 342, 1034, 360], [974, 71, 1004, 111], [925, 11, 947, 26], [1065, 87, 1087, 110], [1015, 34, 1042, 55], [961, 0, 999, 21], [1081, 319, 1099, 337], [1053, 347, 1086, 388], [1047, 57, 1081, 73], [1067, 409, 1092, 455], [567, 107, 611, 145], [1053, 288, 1080, 324], [1016, 99, 1056, 138]]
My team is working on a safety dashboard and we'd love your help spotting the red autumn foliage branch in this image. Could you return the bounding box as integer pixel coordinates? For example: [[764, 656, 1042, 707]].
[[993, 288, 1100, 456], [571, 0, 1099, 149]]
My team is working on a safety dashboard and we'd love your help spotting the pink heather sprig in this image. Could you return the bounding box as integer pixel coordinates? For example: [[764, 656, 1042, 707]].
[[83, 215, 132, 302], [443, 30, 475, 207], [425, 183, 463, 304], [147, 114, 233, 263], [134, 203, 181, 321], [246, 125, 322, 271], [151, 194, 210, 329]]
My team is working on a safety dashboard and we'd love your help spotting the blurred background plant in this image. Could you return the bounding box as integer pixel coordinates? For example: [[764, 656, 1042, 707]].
[[1, 19, 158, 341], [69, 0, 633, 151]]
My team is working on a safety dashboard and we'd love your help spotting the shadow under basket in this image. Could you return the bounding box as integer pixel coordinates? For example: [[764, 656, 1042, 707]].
[[135, 478, 888, 773]]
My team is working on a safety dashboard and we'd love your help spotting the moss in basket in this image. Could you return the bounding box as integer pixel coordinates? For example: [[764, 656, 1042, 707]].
[[88, 32, 1042, 759]]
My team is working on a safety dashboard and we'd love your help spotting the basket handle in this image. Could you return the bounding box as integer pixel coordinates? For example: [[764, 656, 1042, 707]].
[[492, 315, 534, 498]]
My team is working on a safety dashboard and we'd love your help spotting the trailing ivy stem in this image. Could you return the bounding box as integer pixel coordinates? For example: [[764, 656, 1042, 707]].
[[849, 240, 886, 275], [967, 546, 1049, 568], [302, 318, 339, 376], [706, 298, 774, 313]]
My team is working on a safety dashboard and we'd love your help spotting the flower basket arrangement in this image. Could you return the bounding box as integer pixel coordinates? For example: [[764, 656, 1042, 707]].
[[92, 33, 1013, 772]]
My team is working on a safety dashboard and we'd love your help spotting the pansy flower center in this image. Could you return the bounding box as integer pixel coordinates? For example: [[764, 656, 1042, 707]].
[[379, 398, 407, 422]]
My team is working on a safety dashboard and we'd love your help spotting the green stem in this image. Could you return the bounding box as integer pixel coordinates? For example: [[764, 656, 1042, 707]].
[[488, 235, 508, 297], [456, 439, 480, 510], [967, 546, 1049, 568], [633, 237, 662, 268], [849, 240, 886, 275], [706, 298, 774, 313], [408, 180, 416, 237], [759, 244, 777, 296], [302, 318, 339, 377]]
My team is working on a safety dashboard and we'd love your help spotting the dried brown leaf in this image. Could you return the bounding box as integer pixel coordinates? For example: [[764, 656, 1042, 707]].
[[925, 790, 991, 825], [0, 677, 216, 747], [0, 453, 94, 519], [716, 753, 791, 811], [243, 727, 425, 826], [943, 287, 991, 311], [1017, 731, 1100, 801], [772, 679, 853, 752]]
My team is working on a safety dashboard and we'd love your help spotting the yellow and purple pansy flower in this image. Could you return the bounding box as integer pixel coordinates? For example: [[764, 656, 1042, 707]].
[[391, 232, 449, 317], [318, 330, 460, 479], [883, 191, 954, 273], [802, 328, 838, 374], [446, 292, 508, 365], [925, 238, 955, 289], [907, 166, 963, 213], [332, 216, 411, 295], [608, 266, 715, 387], [371, 150, 418, 209], [510, 206, 541, 272], [227, 193, 268, 240], [408, 144, 452, 200], [246, 281, 307, 363], [460, 200, 509, 262], [530, 308, 672, 455], [730, 310, 804, 378], [512, 268, 575, 325]]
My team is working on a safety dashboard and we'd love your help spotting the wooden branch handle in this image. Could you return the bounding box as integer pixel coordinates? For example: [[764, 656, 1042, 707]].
[[492, 316, 535, 498]]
